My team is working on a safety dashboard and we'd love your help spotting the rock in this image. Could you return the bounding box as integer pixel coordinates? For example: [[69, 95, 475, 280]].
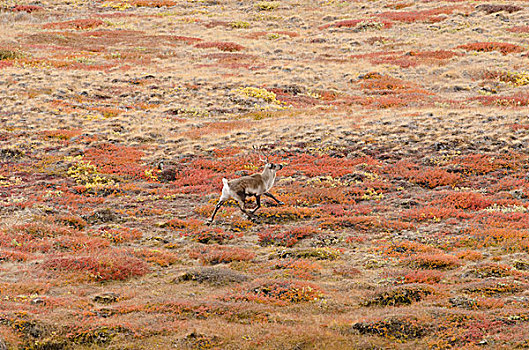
[[449, 296, 477, 309], [85, 208, 119, 224], [31, 297, 45, 305], [93, 292, 120, 304]]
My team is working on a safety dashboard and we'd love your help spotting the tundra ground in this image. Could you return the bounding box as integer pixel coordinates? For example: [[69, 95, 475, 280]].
[[1, 0, 529, 349]]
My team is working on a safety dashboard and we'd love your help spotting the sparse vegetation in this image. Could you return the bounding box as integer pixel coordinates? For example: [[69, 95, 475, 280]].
[[1, 0, 529, 348]]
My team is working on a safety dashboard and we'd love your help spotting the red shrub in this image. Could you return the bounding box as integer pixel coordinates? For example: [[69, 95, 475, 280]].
[[356, 50, 460, 68], [451, 153, 521, 174], [189, 245, 255, 265], [84, 143, 147, 179], [383, 240, 441, 257], [12, 5, 43, 12], [258, 226, 317, 247], [51, 235, 110, 252], [163, 218, 203, 230], [41, 128, 82, 140], [375, 6, 459, 23], [410, 168, 461, 188], [54, 215, 88, 230], [169, 36, 203, 44], [433, 191, 492, 210], [404, 206, 471, 222], [456, 250, 483, 261], [457, 42, 524, 55], [389, 161, 461, 188], [43, 19, 105, 30], [474, 93, 529, 107], [224, 278, 324, 305], [507, 26, 529, 33], [403, 269, 444, 284], [283, 153, 380, 178], [269, 258, 322, 279], [409, 253, 461, 269], [133, 248, 179, 267], [195, 42, 245, 52], [43, 250, 150, 281], [359, 73, 422, 93], [93, 226, 143, 243], [0, 249, 32, 262]]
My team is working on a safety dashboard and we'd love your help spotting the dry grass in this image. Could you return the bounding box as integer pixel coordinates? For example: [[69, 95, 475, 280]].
[[1, 0, 529, 348]]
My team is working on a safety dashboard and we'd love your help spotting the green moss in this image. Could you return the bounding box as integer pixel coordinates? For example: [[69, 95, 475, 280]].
[[255, 1, 279, 11], [0, 49, 22, 60], [229, 21, 250, 29]]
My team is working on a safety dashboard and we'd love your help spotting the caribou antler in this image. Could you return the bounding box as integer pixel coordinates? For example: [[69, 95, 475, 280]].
[[253, 145, 269, 164]]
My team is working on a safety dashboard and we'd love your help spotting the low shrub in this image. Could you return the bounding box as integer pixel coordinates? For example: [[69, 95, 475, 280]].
[[195, 41, 245, 52], [184, 227, 237, 244], [225, 278, 324, 305], [43, 250, 150, 281], [457, 42, 524, 55], [43, 19, 104, 30], [476, 4, 522, 14], [177, 266, 248, 285], [462, 280, 525, 296], [363, 284, 434, 306], [133, 248, 179, 267], [93, 226, 142, 243], [403, 269, 444, 284], [258, 226, 317, 247], [269, 258, 322, 279], [12, 5, 43, 12], [463, 263, 514, 278], [189, 245, 255, 265], [433, 191, 492, 210], [277, 247, 342, 260], [408, 253, 461, 270], [351, 316, 428, 340]]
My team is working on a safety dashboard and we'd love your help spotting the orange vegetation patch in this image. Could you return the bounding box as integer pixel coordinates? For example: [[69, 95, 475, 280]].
[[408, 253, 461, 269], [457, 42, 525, 55], [353, 50, 460, 68], [507, 26, 529, 33], [473, 93, 529, 107], [43, 19, 105, 30], [41, 128, 82, 140], [451, 153, 523, 175], [359, 72, 431, 94], [432, 191, 492, 210], [224, 278, 324, 305], [183, 120, 254, 140], [12, 5, 43, 12], [194, 41, 245, 52], [258, 226, 317, 247], [189, 245, 256, 265], [84, 143, 147, 178], [389, 161, 461, 188], [374, 6, 462, 23], [42, 249, 150, 281]]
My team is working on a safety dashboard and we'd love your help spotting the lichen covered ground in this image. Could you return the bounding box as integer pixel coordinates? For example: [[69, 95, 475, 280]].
[[1, 0, 529, 348]]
